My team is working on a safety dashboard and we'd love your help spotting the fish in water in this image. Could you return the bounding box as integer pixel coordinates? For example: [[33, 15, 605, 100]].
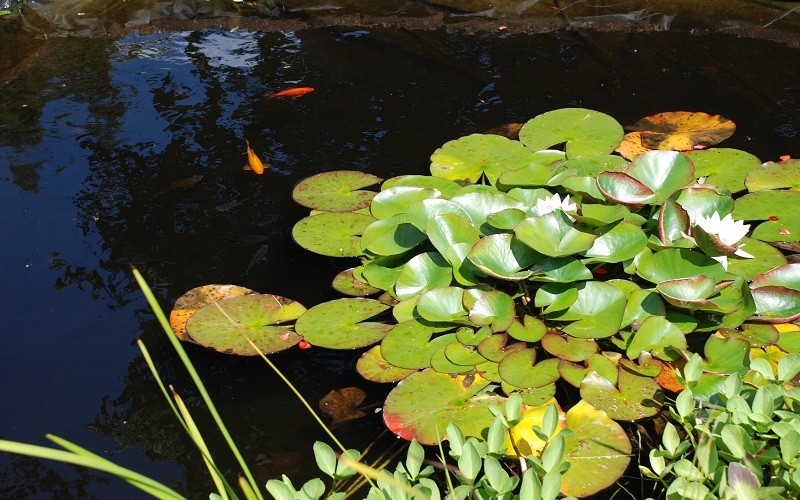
[[162, 175, 203, 192], [267, 87, 314, 99], [220, 233, 269, 243], [245, 140, 266, 174], [244, 244, 269, 275], [215, 197, 248, 212]]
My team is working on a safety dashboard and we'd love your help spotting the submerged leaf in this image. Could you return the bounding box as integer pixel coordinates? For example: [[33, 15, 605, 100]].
[[319, 387, 367, 426]]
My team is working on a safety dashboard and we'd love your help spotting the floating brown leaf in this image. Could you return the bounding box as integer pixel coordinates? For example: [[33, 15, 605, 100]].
[[625, 111, 736, 151], [319, 386, 367, 426], [169, 284, 256, 341]]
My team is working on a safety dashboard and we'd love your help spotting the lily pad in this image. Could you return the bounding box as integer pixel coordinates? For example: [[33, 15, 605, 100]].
[[560, 400, 632, 498], [294, 298, 392, 349], [546, 281, 627, 339], [702, 335, 750, 375], [626, 315, 687, 360], [381, 175, 462, 198], [170, 284, 256, 341], [383, 369, 502, 445], [292, 170, 382, 212], [514, 211, 597, 258], [598, 151, 695, 206], [506, 315, 547, 343], [465, 289, 516, 332], [394, 252, 453, 300], [360, 214, 427, 256], [558, 353, 619, 388], [685, 148, 761, 193], [625, 111, 735, 150], [186, 294, 306, 355], [505, 384, 557, 407], [430, 134, 539, 185], [541, 332, 598, 362], [319, 386, 367, 426], [519, 108, 624, 158], [582, 221, 648, 263], [745, 159, 800, 192], [467, 233, 541, 280], [731, 190, 800, 243], [332, 268, 381, 297], [477, 333, 527, 363], [381, 321, 456, 370], [675, 185, 734, 224], [427, 214, 482, 286], [498, 351, 561, 389], [356, 345, 418, 383], [444, 340, 489, 366], [726, 238, 787, 281], [506, 400, 566, 457], [580, 368, 664, 421], [292, 212, 376, 257], [406, 198, 473, 232], [370, 186, 441, 220], [416, 286, 468, 323], [636, 248, 726, 284]]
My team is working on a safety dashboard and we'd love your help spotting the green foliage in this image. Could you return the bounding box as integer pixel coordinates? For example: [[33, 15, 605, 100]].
[[641, 354, 800, 499]]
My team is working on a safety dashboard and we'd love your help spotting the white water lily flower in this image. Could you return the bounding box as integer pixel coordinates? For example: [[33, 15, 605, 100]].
[[535, 193, 577, 220], [689, 212, 753, 270]]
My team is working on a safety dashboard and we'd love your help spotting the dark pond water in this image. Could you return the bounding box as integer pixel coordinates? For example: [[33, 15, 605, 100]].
[[1, 24, 800, 498]]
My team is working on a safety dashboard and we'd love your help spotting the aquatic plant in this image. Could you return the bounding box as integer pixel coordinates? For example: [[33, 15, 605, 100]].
[[172, 108, 800, 497]]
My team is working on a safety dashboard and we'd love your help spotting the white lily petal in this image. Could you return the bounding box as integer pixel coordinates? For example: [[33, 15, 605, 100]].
[[734, 247, 754, 259], [711, 254, 729, 271]]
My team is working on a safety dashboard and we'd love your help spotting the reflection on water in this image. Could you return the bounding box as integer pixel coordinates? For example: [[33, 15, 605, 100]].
[[1, 26, 799, 497]]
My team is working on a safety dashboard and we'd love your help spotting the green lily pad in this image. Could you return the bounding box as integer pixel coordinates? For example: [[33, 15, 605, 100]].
[[426, 214, 482, 285], [656, 275, 719, 308], [598, 151, 695, 206], [332, 268, 381, 297], [519, 108, 624, 158], [703, 335, 750, 375], [467, 233, 541, 280], [370, 186, 441, 219], [170, 284, 257, 342], [745, 159, 800, 191], [431, 344, 477, 374], [381, 175, 462, 197], [558, 354, 619, 388], [292, 170, 382, 212], [626, 315, 687, 360], [361, 253, 411, 292], [583, 221, 647, 263], [186, 294, 306, 355], [547, 281, 627, 339], [292, 212, 376, 257], [383, 369, 502, 445], [477, 333, 527, 363], [394, 252, 453, 300], [675, 185, 734, 223], [726, 238, 787, 281], [360, 214, 427, 256], [392, 296, 419, 323], [381, 321, 456, 369], [751, 263, 800, 290], [685, 148, 761, 194], [294, 298, 392, 349], [430, 134, 539, 185], [560, 400, 632, 498], [406, 198, 473, 232], [750, 286, 800, 322], [476, 360, 503, 383], [465, 289, 516, 332], [732, 191, 800, 243], [506, 315, 547, 343], [456, 326, 492, 346], [450, 190, 525, 231], [528, 256, 593, 283], [504, 384, 557, 407], [356, 345, 417, 383], [621, 288, 666, 329], [416, 286, 468, 323], [534, 282, 579, 314], [498, 350, 560, 389], [444, 340, 488, 367], [636, 248, 726, 284], [658, 199, 691, 245], [724, 323, 779, 348], [541, 332, 598, 362], [580, 368, 664, 420], [575, 203, 635, 228], [514, 211, 597, 258], [485, 208, 527, 231]]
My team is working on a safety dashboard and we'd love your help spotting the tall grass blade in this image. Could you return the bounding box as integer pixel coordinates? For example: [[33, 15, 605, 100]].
[[132, 268, 263, 499]]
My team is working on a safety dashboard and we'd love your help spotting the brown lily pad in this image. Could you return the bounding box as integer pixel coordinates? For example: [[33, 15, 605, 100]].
[[319, 386, 367, 426], [625, 111, 736, 151]]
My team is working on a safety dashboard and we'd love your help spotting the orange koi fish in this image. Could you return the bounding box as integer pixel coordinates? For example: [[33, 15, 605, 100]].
[[267, 87, 315, 99], [245, 140, 266, 174]]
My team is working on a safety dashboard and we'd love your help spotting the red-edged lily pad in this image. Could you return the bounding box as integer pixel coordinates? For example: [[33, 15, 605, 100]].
[[170, 284, 256, 341], [356, 345, 417, 383]]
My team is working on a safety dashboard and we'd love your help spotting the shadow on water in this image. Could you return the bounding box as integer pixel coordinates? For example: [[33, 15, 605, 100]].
[[1, 19, 800, 498]]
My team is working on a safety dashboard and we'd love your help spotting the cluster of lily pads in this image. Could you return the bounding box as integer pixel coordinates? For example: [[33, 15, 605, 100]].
[[170, 108, 800, 497]]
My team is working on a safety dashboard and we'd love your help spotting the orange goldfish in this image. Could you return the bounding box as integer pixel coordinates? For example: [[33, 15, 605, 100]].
[[245, 140, 266, 174], [267, 87, 315, 99]]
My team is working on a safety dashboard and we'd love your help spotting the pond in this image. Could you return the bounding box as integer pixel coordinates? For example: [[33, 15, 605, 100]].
[[1, 4, 800, 498]]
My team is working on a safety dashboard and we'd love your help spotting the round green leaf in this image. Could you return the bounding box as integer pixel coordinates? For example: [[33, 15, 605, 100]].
[[370, 186, 441, 219], [332, 268, 381, 297], [675, 185, 734, 223], [295, 298, 392, 349], [726, 238, 787, 281], [541, 332, 598, 361], [703, 335, 750, 375], [292, 170, 382, 212], [504, 384, 557, 407], [626, 316, 687, 360], [394, 252, 453, 300], [416, 286, 468, 323], [430, 344, 476, 374], [467, 233, 541, 280], [560, 400, 632, 498], [383, 369, 503, 444], [751, 286, 800, 322], [360, 214, 426, 256], [583, 221, 647, 263], [580, 368, 664, 420], [514, 211, 597, 257], [637, 248, 726, 284], [430, 134, 538, 185], [381, 175, 462, 197], [498, 351, 560, 388], [356, 345, 417, 383], [382, 321, 456, 369], [519, 108, 624, 158], [361, 253, 410, 292], [186, 294, 306, 355], [292, 212, 376, 257], [467, 289, 516, 332], [751, 263, 800, 290], [685, 148, 761, 193], [732, 191, 800, 243], [529, 256, 593, 283], [623, 150, 696, 204], [506, 315, 547, 343], [427, 214, 482, 286], [444, 341, 488, 366], [406, 198, 473, 231], [450, 190, 525, 231], [745, 159, 800, 192], [558, 354, 618, 388], [548, 281, 627, 339], [478, 333, 527, 363], [596, 171, 655, 207]]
